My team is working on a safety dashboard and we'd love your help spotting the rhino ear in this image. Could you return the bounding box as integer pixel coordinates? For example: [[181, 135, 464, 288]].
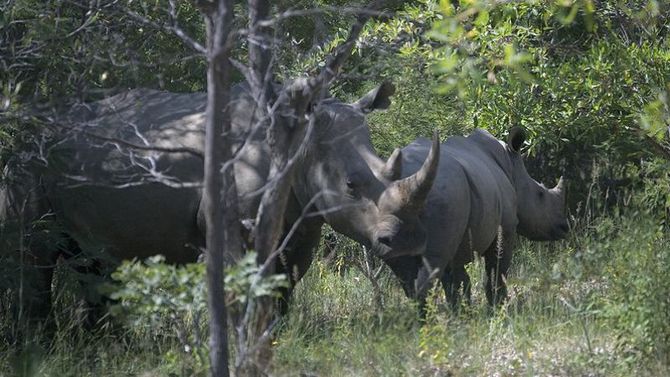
[[382, 148, 403, 181], [353, 81, 396, 113], [508, 126, 526, 153]]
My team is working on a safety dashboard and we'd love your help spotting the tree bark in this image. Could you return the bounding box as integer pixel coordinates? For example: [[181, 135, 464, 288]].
[[248, 0, 273, 108], [198, 1, 240, 377]]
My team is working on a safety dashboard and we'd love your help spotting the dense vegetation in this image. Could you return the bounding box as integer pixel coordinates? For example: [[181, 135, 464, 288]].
[[1, 0, 669, 375]]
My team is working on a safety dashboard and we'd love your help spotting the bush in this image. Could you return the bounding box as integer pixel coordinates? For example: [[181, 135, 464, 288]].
[[106, 252, 289, 372], [552, 198, 670, 369], [597, 217, 669, 365]]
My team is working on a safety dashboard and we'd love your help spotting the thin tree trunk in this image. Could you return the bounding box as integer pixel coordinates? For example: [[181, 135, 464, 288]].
[[250, 0, 291, 265], [199, 1, 239, 376], [248, 0, 272, 108], [244, 2, 285, 374], [248, 0, 288, 262]]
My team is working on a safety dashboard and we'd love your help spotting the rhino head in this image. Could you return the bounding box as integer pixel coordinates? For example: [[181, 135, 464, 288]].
[[506, 127, 569, 241], [293, 82, 439, 259]]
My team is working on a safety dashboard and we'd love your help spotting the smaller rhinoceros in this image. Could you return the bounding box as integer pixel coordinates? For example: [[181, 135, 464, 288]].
[[385, 127, 568, 308]]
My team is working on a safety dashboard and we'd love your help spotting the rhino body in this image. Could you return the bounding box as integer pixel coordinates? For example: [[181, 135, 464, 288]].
[[0, 82, 439, 320], [386, 128, 568, 307]]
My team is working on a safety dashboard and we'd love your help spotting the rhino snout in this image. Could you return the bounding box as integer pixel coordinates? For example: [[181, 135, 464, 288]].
[[371, 230, 426, 260], [370, 230, 395, 258], [372, 241, 393, 259], [377, 235, 392, 247]]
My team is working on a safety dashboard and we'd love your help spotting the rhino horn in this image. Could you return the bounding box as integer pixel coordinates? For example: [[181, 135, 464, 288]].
[[382, 148, 402, 181], [555, 176, 564, 190], [550, 176, 567, 205], [390, 130, 440, 213], [552, 176, 565, 196]]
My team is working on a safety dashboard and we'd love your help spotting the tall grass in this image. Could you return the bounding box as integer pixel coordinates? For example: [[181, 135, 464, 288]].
[[271, 210, 669, 376], [1, 208, 668, 376]]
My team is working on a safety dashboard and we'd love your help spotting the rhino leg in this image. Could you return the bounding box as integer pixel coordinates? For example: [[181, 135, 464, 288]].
[[61, 243, 113, 329], [483, 234, 514, 307], [275, 217, 323, 315], [1, 176, 70, 332], [383, 255, 431, 318], [441, 264, 471, 310], [13, 232, 61, 334], [385, 255, 421, 298]]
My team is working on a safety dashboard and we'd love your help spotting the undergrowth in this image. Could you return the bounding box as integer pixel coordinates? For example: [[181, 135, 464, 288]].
[[1, 206, 668, 376]]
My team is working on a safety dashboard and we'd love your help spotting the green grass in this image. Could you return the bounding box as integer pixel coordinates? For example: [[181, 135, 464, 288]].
[[271, 214, 670, 376], [1, 212, 669, 376], [270, 253, 607, 377]]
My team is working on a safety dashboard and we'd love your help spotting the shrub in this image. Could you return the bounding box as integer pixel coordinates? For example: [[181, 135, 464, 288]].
[[554, 201, 670, 368], [598, 219, 669, 365]]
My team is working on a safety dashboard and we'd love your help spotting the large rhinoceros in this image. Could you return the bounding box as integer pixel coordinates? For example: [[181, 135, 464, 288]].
[[385, 127, 568, 308], [0, 81, 439, 320]]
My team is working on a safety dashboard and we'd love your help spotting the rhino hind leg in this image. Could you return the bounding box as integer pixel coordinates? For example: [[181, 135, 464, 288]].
[[483, 237, 512, 307]]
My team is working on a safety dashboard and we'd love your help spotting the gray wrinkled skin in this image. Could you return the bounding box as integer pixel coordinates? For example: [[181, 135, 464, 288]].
[[0, 81, 439, 319], [386, 128, 568, 308]]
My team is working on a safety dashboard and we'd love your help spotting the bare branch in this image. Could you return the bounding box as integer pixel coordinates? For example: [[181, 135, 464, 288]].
[[51, 119, 205, 160], [122, 7, 207, 54], [317, 0, 405, 86]]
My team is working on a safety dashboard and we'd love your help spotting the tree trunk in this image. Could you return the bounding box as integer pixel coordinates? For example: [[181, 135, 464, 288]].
[[198, 1, 239, 377]]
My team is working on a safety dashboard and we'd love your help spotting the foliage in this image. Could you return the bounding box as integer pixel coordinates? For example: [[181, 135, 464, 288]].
[[417, 284, 451, 372], [468, 39, 669, 194], [326, 0, 670, 206], [0, 0, 207, 106], [105, 252, 289, 373], [1, 0, 670, 375], [107, 255, 207, 333], [224, 252, 290, 307], [558, 178, 670, 365], [597, 217, 670, 364], [104, 255, 209, 373], [108, 251, 289, 326], [424, 0, 670, 202]]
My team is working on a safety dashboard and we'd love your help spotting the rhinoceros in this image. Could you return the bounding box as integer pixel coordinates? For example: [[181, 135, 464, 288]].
[[385, 127, 568, 308], [0, 81, 439, 320]]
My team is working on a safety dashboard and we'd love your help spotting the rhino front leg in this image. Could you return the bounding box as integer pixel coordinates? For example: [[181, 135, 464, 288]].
[[13, 235, 59, 335], [384, 255, 420, 298], [384, 256, 429, 317], [25, 253, 56, 324], [275, 217, 323, 315], [441, 264, 471, 310], [65, 245, 113, 329]]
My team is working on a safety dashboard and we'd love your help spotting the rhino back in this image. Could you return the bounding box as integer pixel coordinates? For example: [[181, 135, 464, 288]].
[[401, 132, 519, 269], [42, 86, 271, 262], [443, 134, 518, 260]]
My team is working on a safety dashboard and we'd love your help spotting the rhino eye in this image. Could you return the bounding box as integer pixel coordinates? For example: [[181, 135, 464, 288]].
[[538, 190, 545, 199], [345, 178, 360, 197], [346, 178, 357, 190]]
